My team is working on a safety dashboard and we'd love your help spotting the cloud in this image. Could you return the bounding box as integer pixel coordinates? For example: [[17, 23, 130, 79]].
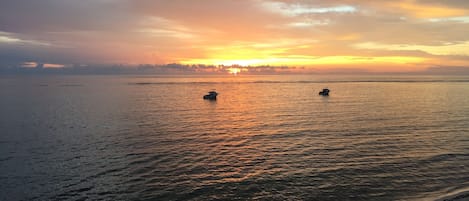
[[1, 0, 469, 72], [0, 0, 133, 33], [0, 32, 51, 46], [416, 0, 469, 9], [261, 1, 357, 16]]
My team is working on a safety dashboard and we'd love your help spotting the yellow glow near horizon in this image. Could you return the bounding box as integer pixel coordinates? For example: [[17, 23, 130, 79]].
[[181, 56, 425, 67]]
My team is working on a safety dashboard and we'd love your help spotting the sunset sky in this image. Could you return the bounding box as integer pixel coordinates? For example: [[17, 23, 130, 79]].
[[1, 0, 469, 72]]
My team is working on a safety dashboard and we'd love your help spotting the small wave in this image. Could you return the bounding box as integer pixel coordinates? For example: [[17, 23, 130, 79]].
[[132, 82, 222, 85], [0, 156, 13, 162], [59, 84, 83, 87], [435, 188, 469, 201]]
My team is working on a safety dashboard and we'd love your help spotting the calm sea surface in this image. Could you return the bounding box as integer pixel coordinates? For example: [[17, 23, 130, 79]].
[[0, 75, 468, 201]]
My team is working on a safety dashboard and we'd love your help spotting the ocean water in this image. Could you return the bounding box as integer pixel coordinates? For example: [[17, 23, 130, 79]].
[[0, 75, 468, 201]]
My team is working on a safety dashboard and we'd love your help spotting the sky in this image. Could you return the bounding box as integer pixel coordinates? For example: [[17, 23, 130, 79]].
[[1, 0, 469, 72]]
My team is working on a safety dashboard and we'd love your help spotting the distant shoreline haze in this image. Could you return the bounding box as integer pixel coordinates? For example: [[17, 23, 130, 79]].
[[2, 64, 469, 75]]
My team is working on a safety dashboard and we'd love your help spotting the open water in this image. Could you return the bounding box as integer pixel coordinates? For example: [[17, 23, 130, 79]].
[[0, 75, 468, 200]]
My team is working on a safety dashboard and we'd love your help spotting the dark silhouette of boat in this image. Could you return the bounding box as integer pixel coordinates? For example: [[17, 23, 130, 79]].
[[203, 91, 218, 100], [319, 88, 330, 96]]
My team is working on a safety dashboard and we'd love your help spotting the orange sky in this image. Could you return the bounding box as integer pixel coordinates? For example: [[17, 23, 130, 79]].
[[1, 0, 469, 72]]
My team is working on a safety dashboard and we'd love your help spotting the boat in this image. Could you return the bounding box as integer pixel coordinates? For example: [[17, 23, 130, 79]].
[[319, 88, 330, 96], [203, 91, 218, 100]]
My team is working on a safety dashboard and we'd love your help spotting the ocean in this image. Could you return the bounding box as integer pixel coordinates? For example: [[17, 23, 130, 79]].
[[0, 75, 468, 200]]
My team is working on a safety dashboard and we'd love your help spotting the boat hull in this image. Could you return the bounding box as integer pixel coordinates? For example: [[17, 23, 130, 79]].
[[203, 95, 217, 100], [319, 89, 330, 96]]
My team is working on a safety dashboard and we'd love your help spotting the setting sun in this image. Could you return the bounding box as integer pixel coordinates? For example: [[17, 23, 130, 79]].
[[227, 67, 242, 75]]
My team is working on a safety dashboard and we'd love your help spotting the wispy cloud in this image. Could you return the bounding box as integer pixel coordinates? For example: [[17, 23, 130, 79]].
[[0, 32, 51, 46], [261, 2, 357, 16]]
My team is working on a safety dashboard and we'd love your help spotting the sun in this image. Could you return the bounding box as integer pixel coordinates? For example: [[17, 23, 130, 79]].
[[227, 67, 241, 75]]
